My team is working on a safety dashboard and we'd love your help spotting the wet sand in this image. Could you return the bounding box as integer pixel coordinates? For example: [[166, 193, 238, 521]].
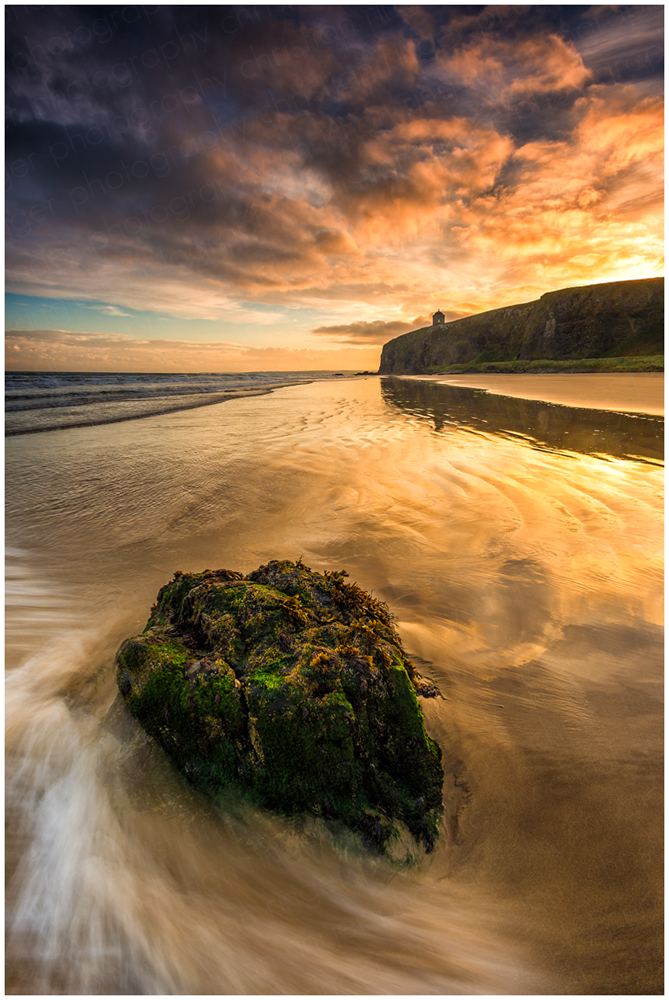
[[405, 372, 664, 415], [5, 377, 663, 994]]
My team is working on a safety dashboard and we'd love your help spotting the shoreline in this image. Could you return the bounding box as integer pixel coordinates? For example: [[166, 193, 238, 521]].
[[4, 387, 278, 437], [7, 371, 664, 437], [5, 373, 377, 438], [398, 373, 664, 416]]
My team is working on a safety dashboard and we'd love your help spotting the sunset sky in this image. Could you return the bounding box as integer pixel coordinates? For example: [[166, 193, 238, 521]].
[[5, 4, 664, 371]]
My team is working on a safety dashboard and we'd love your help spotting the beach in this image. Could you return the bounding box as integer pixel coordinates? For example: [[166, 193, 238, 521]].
[[6, 374, 663, 994], [404, 372, 665, 415]]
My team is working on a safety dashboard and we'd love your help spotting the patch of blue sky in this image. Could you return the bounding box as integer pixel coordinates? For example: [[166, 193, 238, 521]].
[[5, 292, 329, 346]]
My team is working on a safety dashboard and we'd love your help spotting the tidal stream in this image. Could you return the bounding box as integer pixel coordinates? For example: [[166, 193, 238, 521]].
[[6, 376, 663, 994]]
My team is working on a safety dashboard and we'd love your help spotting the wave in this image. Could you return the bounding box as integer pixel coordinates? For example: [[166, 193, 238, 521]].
[[5, 370, 360, 436]]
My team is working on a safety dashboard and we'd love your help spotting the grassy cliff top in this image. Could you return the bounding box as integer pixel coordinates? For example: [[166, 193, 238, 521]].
[[425, 356, 664, 375]]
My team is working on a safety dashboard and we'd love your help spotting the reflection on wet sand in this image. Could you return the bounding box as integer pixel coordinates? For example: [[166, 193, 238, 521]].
[[382, 376, 664, 463], [5, 377, 663, 994], [406, 372, 664, 416]]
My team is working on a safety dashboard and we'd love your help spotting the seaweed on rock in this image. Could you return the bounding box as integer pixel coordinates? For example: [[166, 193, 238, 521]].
[[116, 560, 444, 852]]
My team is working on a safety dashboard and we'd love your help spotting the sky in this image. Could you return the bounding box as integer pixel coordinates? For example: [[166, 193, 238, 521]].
[[5, 4, 664, 372]]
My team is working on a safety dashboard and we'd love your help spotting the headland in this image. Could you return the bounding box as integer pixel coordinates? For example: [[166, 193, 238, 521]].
[[378, 277, 663, 375]]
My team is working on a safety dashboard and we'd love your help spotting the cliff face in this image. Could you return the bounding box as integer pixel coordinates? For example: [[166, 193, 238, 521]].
[[378, 277, 664, 374]]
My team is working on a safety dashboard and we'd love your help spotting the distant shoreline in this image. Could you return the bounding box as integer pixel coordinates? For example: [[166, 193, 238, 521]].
[[398, 372, 664, 416]]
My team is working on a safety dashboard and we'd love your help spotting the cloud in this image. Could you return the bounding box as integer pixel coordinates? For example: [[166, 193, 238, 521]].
[[436, 33, 592, 99], [84, 303, 132, 316], [5, 328, 382, 373], [4, 4, 664, 353], [312, 317, 428, 344], [574, 87, 664, 174], [573, 6, 664, 87], [311, 309, 471, 344]]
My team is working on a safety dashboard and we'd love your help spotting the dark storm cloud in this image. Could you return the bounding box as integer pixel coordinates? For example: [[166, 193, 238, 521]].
[[312, 316, 428, 344], [311, 308, 472, 344], [5, 4, 664, 327]]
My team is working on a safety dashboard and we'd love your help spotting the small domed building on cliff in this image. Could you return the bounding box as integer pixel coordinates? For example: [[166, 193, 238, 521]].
[[432, 309, 445, 326]]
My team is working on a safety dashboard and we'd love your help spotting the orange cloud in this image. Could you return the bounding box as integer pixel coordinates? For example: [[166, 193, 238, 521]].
[[5, 329, 381, 373], [436, 33, 591, 97], [5, 14, 663, 345], [332, 116, 515, 245], [575, 88, 664, 174]]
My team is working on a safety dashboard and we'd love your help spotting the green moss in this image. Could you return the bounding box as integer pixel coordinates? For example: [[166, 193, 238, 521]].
[[116, 561, 444, 853], [117, 628, 245, 787], [472, 347, 515, 364], [147, 569, 244, 626], [247, 680, 357, 814]]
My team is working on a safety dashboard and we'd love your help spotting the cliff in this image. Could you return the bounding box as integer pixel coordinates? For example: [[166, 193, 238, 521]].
[[378, 277, 664, 374]]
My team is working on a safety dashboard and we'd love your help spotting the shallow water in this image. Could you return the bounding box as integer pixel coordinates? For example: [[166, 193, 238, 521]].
[[4, 370, 351, 435], [6, 377, 663, 994]]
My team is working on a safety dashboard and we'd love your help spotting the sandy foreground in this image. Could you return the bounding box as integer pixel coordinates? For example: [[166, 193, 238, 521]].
[[402, 373, 664, 416], [6, 377, 663, 994]]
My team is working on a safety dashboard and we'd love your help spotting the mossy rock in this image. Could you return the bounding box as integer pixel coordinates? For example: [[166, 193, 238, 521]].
[[116, 560, 444, 852]]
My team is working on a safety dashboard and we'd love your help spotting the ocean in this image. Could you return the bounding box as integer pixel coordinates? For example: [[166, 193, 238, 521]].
[[5, 370, 361, 436], [5, 373, 663, 994]]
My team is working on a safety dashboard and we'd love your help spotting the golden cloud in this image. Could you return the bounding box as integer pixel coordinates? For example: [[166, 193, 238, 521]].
[[5, 329, 382, 373], [5, 17, 663, 339], [436, 33, 591, 97]]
